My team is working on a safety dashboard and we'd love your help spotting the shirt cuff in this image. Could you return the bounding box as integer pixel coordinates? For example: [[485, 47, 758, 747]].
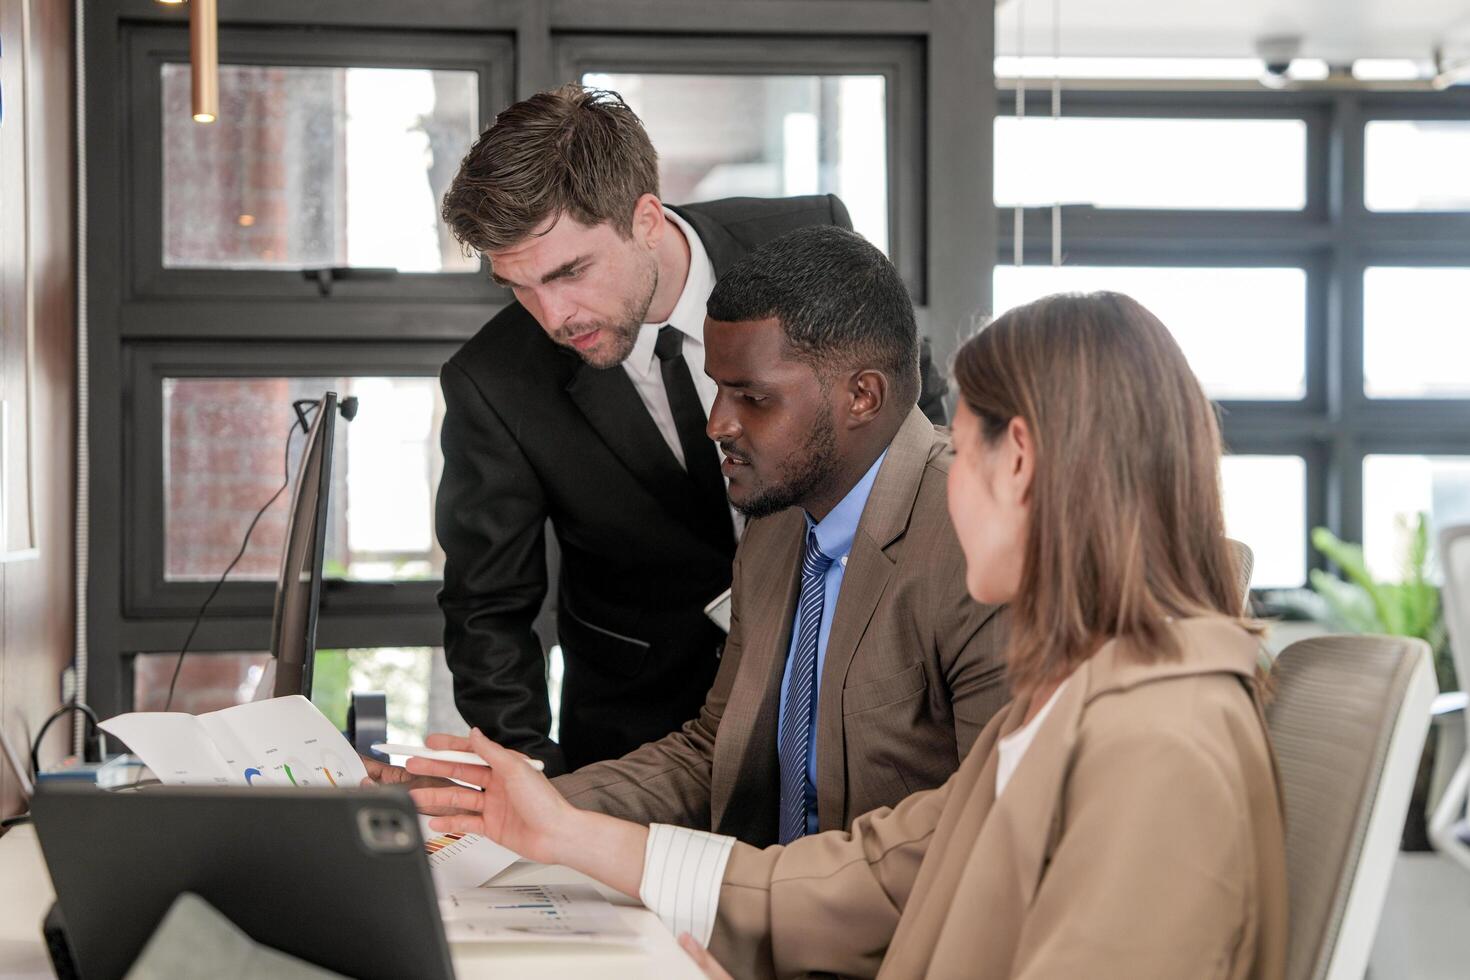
[[638, 823, 736, 948]]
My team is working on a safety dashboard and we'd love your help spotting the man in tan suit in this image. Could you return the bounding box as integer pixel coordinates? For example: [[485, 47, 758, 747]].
[[552, 226, 1007, 844]]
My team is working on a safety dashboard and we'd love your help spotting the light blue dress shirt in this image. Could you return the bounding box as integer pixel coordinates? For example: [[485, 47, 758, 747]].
[[776, 449, 888, 835]]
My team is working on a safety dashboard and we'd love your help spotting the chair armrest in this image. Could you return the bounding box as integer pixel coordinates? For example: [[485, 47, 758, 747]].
[[1431, 691, 1468, 718]]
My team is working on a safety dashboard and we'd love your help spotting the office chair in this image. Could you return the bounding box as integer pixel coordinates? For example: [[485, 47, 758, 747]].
[[1266, 633, 1437, 980], [1228, 538, 1255, 616], [1430, 524, 1470, 872]]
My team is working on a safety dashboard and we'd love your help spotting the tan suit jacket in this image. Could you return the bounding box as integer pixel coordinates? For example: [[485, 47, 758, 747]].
[[553, 407, 1009, 844], [712, 617, 1289, 980]]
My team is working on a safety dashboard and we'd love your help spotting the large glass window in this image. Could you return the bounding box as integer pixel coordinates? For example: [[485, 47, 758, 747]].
[[162, 64, 479, 273], [1364, 120, 1470, 212], [133, 646, 452, 744], [1363, 267, 1470, 399], [1362, 455, 1470, 581], [162, 375, 443, 583], [992, 265, 1307, 400], [1221, 455, 1308, 589], [583, 71, 890, 253], [994, 117, 1307, 210]]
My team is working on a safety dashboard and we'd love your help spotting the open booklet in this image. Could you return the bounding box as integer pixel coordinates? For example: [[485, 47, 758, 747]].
[[101, 695, 522, 893], [99, 694, 369, 788]]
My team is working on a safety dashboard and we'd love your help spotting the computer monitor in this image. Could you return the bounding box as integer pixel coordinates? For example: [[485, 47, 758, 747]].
[[268, 391, 337, 699]]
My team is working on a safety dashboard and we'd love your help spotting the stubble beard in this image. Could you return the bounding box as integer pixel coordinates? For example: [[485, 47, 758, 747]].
[[732, 412, 843, 520], [554, 257, 660, 370]]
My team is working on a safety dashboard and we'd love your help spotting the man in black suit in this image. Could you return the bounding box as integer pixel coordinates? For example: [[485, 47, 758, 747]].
[[433, 84, 858, 774]]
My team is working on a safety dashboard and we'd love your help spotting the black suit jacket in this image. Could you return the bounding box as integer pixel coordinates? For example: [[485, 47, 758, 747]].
[[437, 195, 854, 775]]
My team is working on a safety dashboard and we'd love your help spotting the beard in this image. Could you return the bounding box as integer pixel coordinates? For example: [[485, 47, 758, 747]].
[[550, 257, 659, 369], [729, 411, 842, 520]]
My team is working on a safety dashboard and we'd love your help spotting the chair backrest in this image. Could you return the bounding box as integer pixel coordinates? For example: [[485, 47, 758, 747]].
[[1266, 634, 1437, 980], [1440, 525, 1470, 712], [1228, 538, 1255, 615]]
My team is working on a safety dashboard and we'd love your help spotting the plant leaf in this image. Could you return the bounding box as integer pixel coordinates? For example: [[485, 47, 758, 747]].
[[1309, 569, 1383, 634]]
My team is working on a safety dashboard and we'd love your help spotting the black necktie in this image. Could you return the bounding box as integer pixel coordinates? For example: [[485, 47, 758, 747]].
[[654, 326, 733, 544]]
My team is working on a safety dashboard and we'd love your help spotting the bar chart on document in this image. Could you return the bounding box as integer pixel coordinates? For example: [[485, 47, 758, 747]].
[[420, 817, 520, 894], [438, 884, 640, 945]]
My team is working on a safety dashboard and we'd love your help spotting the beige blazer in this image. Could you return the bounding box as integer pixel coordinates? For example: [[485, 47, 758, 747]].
[[553, 407, 1009, 845], [711, 617, 1289, 980]]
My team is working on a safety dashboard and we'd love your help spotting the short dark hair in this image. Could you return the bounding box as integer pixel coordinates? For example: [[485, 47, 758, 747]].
[[441, 84, 659, 254], [706, 226, 920, 403]]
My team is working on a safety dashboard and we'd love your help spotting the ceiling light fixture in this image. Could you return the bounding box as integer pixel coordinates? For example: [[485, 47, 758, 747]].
[[190, 0, 218, 123]]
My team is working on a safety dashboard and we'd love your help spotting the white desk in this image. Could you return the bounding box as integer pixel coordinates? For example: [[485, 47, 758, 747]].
[[0, 824, 701, 979]]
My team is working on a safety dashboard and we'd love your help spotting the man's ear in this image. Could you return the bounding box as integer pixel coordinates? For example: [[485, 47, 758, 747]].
[[630, 193, 666, 249], [845, 369, 888, 428]]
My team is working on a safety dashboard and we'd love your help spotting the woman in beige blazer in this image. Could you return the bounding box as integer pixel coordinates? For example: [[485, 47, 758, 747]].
[[410, 290, 1290, 980]]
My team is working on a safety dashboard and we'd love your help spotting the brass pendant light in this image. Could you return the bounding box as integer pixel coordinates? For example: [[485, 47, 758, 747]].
[[156, 0, 217, 123]]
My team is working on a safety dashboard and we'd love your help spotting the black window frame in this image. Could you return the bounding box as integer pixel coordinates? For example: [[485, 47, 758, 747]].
[[126, 25, 513, 306], [554, 32, 927, 301], [121, 341, 457, 627], [85, 0, 994, 719], [993, 84, 1470, 590]]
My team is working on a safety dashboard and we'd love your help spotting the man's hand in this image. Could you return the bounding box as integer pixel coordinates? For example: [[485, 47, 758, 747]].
[[357, 752, 476, 817]]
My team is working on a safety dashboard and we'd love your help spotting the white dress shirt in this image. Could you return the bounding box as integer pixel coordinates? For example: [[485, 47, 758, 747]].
[[621, 207, 742, 538], [995, 676, 1070, 797], [621, 208, 718, 470], [639, 823, 736, 948]]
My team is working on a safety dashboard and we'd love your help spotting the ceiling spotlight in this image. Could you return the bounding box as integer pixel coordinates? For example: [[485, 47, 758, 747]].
[[1256, 33, 1303, 89]]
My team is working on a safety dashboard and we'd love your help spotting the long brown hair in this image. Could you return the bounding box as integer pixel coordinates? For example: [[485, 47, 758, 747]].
[[953, 291, 1252, 694]]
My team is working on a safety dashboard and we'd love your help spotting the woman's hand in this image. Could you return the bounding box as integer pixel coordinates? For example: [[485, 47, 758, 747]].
[[678, 935, 735, 980], [407, 728, 576, 866], [410, 729, 651, 899]]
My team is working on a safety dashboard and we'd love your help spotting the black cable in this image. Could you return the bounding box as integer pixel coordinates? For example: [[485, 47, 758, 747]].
[[30, 702, 101, 776], [162, 410, 315, 712]]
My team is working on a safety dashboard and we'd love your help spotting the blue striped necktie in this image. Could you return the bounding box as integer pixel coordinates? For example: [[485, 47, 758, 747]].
[[778, 528, 834, 845]]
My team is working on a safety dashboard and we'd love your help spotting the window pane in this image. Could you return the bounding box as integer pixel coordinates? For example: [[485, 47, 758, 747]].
[[133, 651, 271, 714], [583, 72, 888, 253], [1363, 455, 1470, 581], [1365, 120, 1470, 211], [1363, 267, 1470, 398], [992, 266, 1306, 399], [162, 64, 479, 272], [994, 117, 1306, 209], [1221, 455, 1307, 589], [163, 376, 443, 582], [133, 647, 454, 744]]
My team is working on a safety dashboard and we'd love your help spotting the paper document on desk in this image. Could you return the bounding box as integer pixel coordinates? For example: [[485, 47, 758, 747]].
[[420, 816, 520, 896], [99, 695, 367, 789], [439, 884, 641, 946]]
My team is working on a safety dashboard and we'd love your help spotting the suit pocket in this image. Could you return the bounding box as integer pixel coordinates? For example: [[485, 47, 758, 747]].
[[558, 606, 651, 680], [842, 661, 928, 716]]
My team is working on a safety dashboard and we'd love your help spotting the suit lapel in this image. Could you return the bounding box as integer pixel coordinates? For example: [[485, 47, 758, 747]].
[[564, 360, 701, 526], [711, 512, 804, 843], [814, 407, 939, 826], [984, 672, 1086, 910], [669, 204, 746, 277]]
